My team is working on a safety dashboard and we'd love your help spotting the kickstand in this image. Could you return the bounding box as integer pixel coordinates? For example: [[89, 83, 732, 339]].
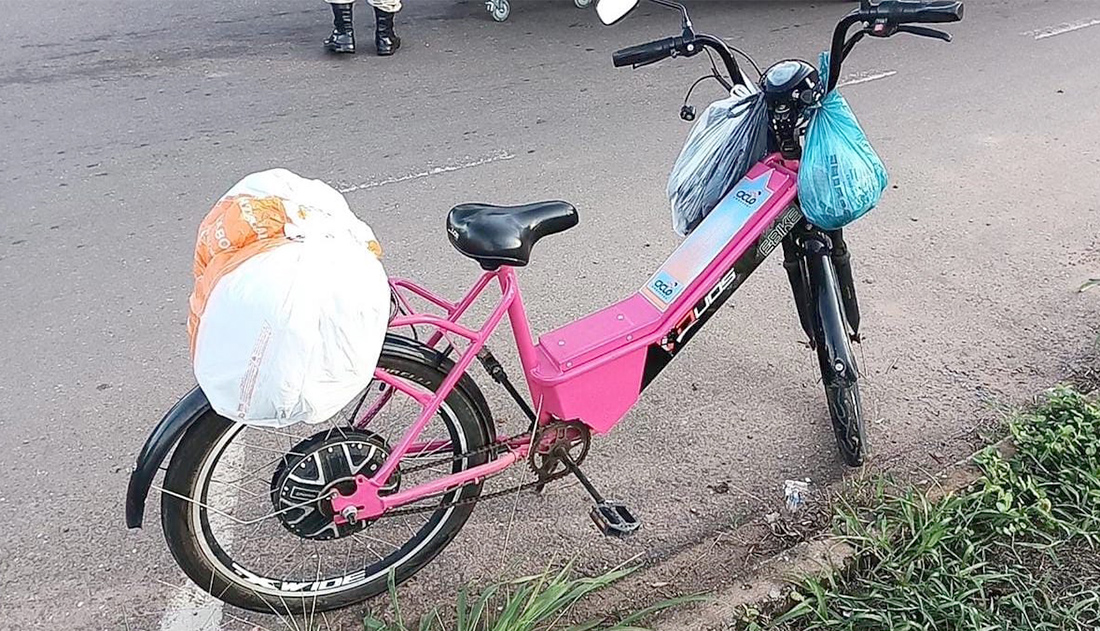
[[552, 446, 640, 538]]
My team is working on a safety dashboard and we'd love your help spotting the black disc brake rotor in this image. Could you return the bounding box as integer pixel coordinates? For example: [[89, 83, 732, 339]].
[[270, 429, 399, 541]]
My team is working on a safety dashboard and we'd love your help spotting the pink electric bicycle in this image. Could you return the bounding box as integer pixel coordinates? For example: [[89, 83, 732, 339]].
[[126, 0, 962, 614]]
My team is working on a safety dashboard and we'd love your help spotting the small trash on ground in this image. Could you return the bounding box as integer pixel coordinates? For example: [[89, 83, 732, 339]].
[[784, 479, 810, 513], [707, 480, 730, 494]]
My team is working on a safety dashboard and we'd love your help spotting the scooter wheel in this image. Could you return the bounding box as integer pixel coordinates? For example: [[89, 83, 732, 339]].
[[574, 0, 593, 8], [489, 0, 510, 21]]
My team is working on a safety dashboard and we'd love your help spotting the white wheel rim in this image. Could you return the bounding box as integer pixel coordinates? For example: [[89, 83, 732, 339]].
[[187, 401, 467, 599]]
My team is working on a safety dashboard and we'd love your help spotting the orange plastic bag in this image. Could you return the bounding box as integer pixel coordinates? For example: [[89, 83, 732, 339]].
[[188, 195, 290, 356], [189, 169, 388, 427]]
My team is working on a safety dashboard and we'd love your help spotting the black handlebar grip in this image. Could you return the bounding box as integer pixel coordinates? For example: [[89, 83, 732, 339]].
[[612, 37, 679, 67], [875, 0, 964, 24]]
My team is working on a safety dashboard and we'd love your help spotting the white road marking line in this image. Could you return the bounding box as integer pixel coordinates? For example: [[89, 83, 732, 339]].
[[337, 150, 516, 194], [838, 70, 898, 88], [159, 443, 245, 631], [1026, 18, 1100, 40], [158, 586, 223, 631]]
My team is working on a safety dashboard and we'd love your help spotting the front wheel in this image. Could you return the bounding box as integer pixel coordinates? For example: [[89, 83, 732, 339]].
[[820, 360, 865, 467], [159, 348, 491, 614], [808, 252, 867, 467]]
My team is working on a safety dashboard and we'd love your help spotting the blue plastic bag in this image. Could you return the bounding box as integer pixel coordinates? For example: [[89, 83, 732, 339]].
[[798, 52, 888, 230]]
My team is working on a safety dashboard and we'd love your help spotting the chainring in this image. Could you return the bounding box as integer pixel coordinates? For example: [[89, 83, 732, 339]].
[[270, 429, 398, 541], [528, 421, 591, 484]]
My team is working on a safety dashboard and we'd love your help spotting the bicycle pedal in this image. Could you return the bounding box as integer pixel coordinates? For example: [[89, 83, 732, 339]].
[[590, 501, 640, 538]]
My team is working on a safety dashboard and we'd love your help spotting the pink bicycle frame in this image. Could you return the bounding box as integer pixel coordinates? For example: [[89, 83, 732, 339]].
[[332, 155, 804, 522]]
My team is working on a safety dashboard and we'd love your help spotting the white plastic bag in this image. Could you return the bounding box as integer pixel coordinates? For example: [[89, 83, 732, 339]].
[[667, 83, 769, 236], [189, 169, 389, 427], [220, 168, 381, 246]]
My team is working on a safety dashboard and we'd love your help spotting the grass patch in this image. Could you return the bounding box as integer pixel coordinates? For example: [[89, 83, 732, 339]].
[[751, 386, 1100, 631], [364, 563, 706, 631]]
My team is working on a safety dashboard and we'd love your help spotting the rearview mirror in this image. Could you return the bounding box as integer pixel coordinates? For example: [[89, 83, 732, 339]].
[[596, 0, 639, 25]]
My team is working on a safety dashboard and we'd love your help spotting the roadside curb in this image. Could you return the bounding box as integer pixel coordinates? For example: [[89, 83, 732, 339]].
[[651, 437, 1017, 631]]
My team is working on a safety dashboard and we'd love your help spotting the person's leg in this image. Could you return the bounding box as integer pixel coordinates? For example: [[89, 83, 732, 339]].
[[323, 0, 356, 54], [368, 0, 401, 56]]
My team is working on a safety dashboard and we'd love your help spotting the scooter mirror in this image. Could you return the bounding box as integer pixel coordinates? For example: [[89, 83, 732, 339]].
[[596, 0, 639, 25]]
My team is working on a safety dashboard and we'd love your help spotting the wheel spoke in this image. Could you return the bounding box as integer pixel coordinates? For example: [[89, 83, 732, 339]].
[[349, 530, 401, 551], [348, 532, 387, 563], [208, 477, 267, 500]]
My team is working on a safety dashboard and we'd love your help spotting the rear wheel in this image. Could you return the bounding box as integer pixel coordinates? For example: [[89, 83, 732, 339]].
[[160, 349, 490, 614]]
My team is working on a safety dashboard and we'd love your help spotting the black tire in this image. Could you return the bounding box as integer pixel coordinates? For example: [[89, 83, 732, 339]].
[[811, 261, 867, 467], [160, 349, 490, 614], [819, 358, 865, 467]]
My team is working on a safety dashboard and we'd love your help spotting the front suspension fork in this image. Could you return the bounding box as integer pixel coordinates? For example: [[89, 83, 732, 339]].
[[782, 235, 816, 345], [828, 229, 861, 339], [782, 226, 862, 345]]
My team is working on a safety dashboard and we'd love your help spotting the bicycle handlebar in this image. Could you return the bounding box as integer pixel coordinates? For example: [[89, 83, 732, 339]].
[[827, 0, 963, 90], [612, 33, 746, 85], [864, 0, 963, 25], [612, 36, 681, 67], [610, 0, 962, 94]]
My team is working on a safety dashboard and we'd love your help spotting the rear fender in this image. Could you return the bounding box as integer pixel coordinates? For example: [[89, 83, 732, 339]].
[[125, 385, 211, 528], [123, 334, 496, 529]]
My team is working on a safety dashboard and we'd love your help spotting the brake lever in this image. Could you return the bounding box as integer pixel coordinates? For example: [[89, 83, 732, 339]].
[[895, 24, 952, 42]]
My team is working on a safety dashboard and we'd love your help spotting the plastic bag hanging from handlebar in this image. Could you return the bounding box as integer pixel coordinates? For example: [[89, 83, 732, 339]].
[[798, 52, 889, 231], [667, 83, 769, 236]]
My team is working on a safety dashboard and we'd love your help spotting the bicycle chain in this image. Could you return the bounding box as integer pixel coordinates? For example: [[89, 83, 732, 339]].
[[382, 479, 545, 518], [371, 422, 578, 519]]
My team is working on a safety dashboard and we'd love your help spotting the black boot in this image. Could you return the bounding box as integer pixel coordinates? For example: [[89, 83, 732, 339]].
[[324, 3, 355, 54], [374, 7, 401, 56]]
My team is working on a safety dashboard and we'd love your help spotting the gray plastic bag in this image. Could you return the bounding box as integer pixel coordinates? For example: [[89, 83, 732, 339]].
[[667, 83, 769, 236]]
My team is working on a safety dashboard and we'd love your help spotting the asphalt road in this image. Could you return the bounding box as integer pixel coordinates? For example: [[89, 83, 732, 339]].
[[2, 1, 1099, 629]]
